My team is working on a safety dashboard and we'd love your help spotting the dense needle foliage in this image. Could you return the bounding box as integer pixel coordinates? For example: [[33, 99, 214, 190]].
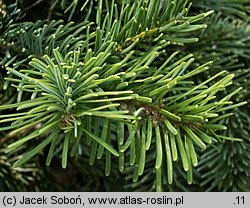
[[0, 0, 249, 191]]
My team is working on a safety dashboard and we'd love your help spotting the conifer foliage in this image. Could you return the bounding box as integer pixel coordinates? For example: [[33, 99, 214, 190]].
[[0, 0, 249, 191]]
